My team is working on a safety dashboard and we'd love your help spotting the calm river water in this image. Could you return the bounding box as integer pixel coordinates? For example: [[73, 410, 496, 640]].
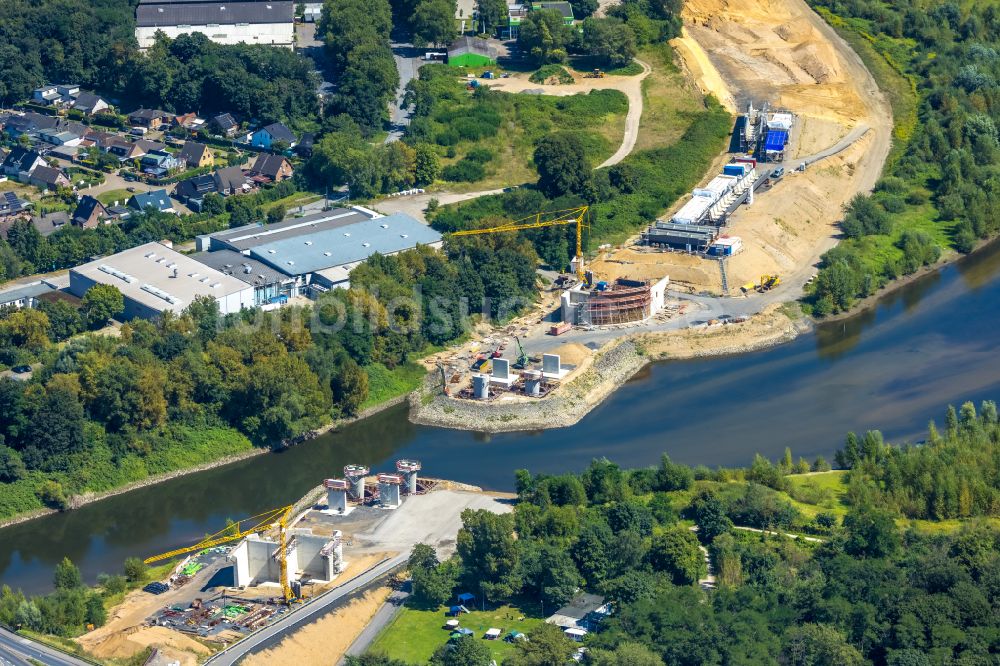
[[4, 242, 1000, 595]]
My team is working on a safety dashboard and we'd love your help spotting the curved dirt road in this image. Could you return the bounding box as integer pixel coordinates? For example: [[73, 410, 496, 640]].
[[482, 60, 652, 168]]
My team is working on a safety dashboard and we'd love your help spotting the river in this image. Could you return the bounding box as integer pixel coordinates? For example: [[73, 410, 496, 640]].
[[4, 242, 1000, 595]]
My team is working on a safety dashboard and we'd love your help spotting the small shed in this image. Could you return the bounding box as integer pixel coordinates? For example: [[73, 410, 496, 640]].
[[447, 37, 498, 68]]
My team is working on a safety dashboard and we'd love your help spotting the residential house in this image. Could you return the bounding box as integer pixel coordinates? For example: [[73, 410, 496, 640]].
[[71, 196, 108, 229], [32, 84, 80, 106], [296, 132, 315, 158], [29, 165, 70, 190], [213, 166, 250, 195], [105, 137, 142, 161], [128, 189, 175, 213], [29, 211, 70, 236], [173, 113, 204, 131], [4, 112, 60, 138], [1, 148, 46, 180], [174, 174, 217, 211], [248, 154, 293, 183], [127, 109, 172, 129], [0, 192, 31, 218], [177, 142, 214, 169], [211, 113, 239, 137], [140, 149, 182, 177], [37, 129, 82, 147], [73, 92, 110, 115], [250, 123, 297, 149], [106, 206, 132, 220]]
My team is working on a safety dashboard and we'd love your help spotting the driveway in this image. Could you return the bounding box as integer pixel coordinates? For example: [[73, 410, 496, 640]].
[[386, 43, 423, 143]]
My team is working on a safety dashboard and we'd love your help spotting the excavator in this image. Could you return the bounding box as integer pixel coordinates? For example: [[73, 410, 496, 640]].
[[513, 336, 529, 369], [758, 274, 781, 292]]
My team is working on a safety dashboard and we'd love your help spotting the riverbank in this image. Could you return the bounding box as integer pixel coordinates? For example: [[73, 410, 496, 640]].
[[410, 303, 811, 433], [0, 393, 412, 531]]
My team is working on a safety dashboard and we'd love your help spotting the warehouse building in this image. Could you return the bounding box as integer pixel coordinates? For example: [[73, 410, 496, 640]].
[[69, 241, 255, 320], [195, 207, 443, 295], [135, 0, 295, 50]]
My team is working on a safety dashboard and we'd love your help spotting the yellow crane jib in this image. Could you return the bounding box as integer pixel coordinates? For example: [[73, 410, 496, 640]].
[[449, 205, 590, 282], [143, 504, 296, 603]]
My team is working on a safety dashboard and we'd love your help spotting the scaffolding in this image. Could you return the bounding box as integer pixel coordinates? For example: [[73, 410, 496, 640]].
[[586, 279, 653, 326]]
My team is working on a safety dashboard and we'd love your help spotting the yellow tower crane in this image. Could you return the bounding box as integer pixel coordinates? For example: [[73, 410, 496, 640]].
[[144, 504, 296, 603], [450, 205, 590, 283]]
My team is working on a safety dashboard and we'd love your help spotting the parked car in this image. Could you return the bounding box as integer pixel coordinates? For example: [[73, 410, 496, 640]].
[[143, 582, 169, 595], [771, 167, 785, 179], [12, 365, 31, 374]]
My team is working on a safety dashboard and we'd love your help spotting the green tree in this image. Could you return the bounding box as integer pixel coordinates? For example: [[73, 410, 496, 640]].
[[843, 505, 900, 558], [0, 445, 26, 482], [506, 623, 575, 666], [533, 133, 590, 198], [37, 299, 84, 341], [23, 384, 86, 471], [267, 204, 286, 224], [54, 558, 83, 590], [332, 358, 369, 416], [85, 593, 107, 627], [412, 0, 458, 47], [81, 284, 124, 329], [124, 557, 148, 583], [586, 643, 664, 666], [520, 541, 580, 609], [518, 9, 576, 64], [782, 623, 863, 666], [413, 143, 441, 185], [582, 18, 636, 67], [476, 0, 508, 35], [648, 528, 704, 585], [430, 634, 492, 665], [688, 489, 732, 544], [456, 509, 520, 601]]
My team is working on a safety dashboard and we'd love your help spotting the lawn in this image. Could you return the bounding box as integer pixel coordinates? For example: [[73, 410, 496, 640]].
[[97, 188, 133, 206], [369, 602, 546, 664], [633, 42, 709, 152], [361, 362, 428, 411]]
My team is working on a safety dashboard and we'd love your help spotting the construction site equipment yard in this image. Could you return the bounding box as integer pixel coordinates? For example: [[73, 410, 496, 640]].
[[75, 482, 511, 665]]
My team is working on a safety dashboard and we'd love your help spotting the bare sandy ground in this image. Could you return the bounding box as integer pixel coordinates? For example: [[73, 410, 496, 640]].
[[242, 587, 393, 666], [637, 0, 893, 294]]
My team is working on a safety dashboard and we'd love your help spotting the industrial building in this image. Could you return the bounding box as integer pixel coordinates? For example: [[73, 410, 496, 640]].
[[69, 241, 255, 320], [230, 528, 343, 588], [135, 0, 295, 50], [560, 276, 670, 326], [194, 207, 443, 295], [190, 249, 295, 307]]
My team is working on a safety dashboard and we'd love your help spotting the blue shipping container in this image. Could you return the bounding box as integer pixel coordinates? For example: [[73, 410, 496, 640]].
[[723, 164, 746, 177]]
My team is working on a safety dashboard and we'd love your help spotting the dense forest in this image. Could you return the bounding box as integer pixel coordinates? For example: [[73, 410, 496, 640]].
[[807, 0, 1000, 314], [348, 401, 1000, 666], [0, 231, 538, 520]]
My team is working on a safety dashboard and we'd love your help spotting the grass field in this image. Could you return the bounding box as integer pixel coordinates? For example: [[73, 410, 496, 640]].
[[369, 602, 546, 664], [633, 43, 707, 152], [97, 188, 133, 206], [361, 362, 428, 411]]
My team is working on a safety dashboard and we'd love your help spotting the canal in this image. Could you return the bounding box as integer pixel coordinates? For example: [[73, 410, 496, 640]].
[[4, 241, 1000, 595]]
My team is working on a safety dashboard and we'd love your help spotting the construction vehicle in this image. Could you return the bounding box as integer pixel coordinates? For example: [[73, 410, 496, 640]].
[[758, 274, 780, 292], [450, 206, 590, 283], [471, 354, 492, 373], [586, 69, 605, 78], [513, 336, 529, 369], [144, 505, 296, 604]]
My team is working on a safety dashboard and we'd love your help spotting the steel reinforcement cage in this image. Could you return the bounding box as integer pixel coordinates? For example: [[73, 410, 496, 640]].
[[586, 280, 652, 326]]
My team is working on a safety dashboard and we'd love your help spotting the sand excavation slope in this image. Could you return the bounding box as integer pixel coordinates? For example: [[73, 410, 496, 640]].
[[651, 0, 893, 293]]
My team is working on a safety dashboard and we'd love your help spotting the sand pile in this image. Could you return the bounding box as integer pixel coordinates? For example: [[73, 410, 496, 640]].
[[82, 626, 209, 663]]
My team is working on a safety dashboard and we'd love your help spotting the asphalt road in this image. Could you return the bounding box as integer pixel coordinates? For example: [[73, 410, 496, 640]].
[[205, 554, 408, 666], [0, 628, 92, 666], [341, 587, 410, 662]]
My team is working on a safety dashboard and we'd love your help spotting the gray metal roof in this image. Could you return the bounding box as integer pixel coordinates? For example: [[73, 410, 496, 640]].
[[136, 0, 294, 27], [249, 212, 443, 276], [190, 250, 289, 286], [208, 207, 373, 251], [0, 282, 57, 306]]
